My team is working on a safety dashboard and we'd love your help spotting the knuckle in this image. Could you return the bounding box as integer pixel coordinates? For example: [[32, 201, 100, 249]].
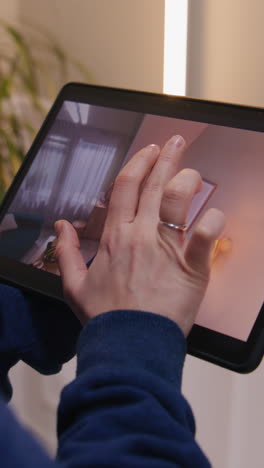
[[129, 229, 151, 252], [163, 186, 187, 203], [99, 236, 112, 255], [143, 180, 161, 194], [159, 150, 175, 163], [99, 228, 122, 256], [163, 168, 203, 204], [128, 240, 143, 259], [114, 173, 137, 190], [129, 235, 141, 249]]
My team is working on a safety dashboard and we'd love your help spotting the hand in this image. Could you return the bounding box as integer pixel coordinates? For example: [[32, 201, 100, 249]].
[[55, 135, 225, 336]]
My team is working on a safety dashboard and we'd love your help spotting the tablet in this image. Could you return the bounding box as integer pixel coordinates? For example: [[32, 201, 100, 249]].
[[0, 83, 263, 373]]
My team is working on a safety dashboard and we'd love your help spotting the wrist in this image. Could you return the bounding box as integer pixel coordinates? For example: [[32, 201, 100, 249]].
[[77, 309, 187, 388]]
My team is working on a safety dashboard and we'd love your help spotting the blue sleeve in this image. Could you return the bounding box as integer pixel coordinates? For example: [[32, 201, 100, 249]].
[[0, 309, 211, 467], [0, 284, 81, 399], [57, 310, 211, 467]]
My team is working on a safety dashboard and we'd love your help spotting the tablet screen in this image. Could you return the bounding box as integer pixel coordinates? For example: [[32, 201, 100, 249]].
[[0, 98, 263, 343]]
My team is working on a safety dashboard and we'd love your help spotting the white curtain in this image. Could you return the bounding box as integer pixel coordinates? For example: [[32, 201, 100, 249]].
[[17, 136, 67, 209], [54, 137, 116, 220], [10, 133, 119, 224]]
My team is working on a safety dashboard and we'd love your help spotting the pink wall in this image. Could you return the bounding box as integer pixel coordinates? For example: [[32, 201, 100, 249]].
[[181, 124, 264, 340], [124, 114, 208, 164], [126, 116, 264, 341]]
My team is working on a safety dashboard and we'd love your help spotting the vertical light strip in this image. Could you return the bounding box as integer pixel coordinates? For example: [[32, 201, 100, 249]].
[[163, 0, 189, 96]]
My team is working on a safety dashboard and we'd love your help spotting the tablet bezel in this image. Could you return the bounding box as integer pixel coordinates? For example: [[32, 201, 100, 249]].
[[0, 82, 264, 373]]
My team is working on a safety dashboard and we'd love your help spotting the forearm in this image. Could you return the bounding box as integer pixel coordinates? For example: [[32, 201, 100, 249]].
[[0, 284, 81, 399], [57, 310, 211, 468], [0, 310, 210, 467]]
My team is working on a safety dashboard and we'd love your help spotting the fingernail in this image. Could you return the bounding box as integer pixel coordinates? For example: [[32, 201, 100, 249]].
[[170, 135, 185, 149], [54, 220, 63, 236], [147, 143, 160, 153]]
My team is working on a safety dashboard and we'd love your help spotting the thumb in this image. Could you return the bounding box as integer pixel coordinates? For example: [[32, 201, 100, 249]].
[[55, 220, 87, 297]]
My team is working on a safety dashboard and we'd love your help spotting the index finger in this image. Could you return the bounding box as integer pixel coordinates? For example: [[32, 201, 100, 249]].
[[104, 144, 160, 229], [137, 135, 186, 221]]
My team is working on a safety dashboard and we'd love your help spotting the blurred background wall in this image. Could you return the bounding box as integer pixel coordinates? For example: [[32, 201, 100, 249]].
[[187, 0, 264, 106], [1, 1, 264, 467], [0, 0, 18, 23], [19, 0, 165, 92]]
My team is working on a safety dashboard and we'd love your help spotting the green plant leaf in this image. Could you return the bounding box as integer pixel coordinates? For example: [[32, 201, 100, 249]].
[[0, 20, 94, 195], [0, 77, 11, 99]]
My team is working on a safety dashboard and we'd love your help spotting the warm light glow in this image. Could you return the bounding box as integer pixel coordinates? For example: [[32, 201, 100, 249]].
[[211, 238, 233, 263], [163, 0, 189, 96]]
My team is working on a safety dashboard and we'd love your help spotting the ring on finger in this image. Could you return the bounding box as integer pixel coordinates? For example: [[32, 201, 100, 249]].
[[159, 220, 187, 232]]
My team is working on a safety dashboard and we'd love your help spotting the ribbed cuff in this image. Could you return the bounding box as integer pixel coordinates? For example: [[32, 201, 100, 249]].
[[77, 310, 187, 389]]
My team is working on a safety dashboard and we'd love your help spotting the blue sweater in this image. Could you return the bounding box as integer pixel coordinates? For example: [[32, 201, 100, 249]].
[[0, 284, 211, 467]]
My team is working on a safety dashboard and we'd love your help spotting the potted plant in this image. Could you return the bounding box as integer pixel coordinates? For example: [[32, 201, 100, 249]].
[[0, 21, 92, 199]]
